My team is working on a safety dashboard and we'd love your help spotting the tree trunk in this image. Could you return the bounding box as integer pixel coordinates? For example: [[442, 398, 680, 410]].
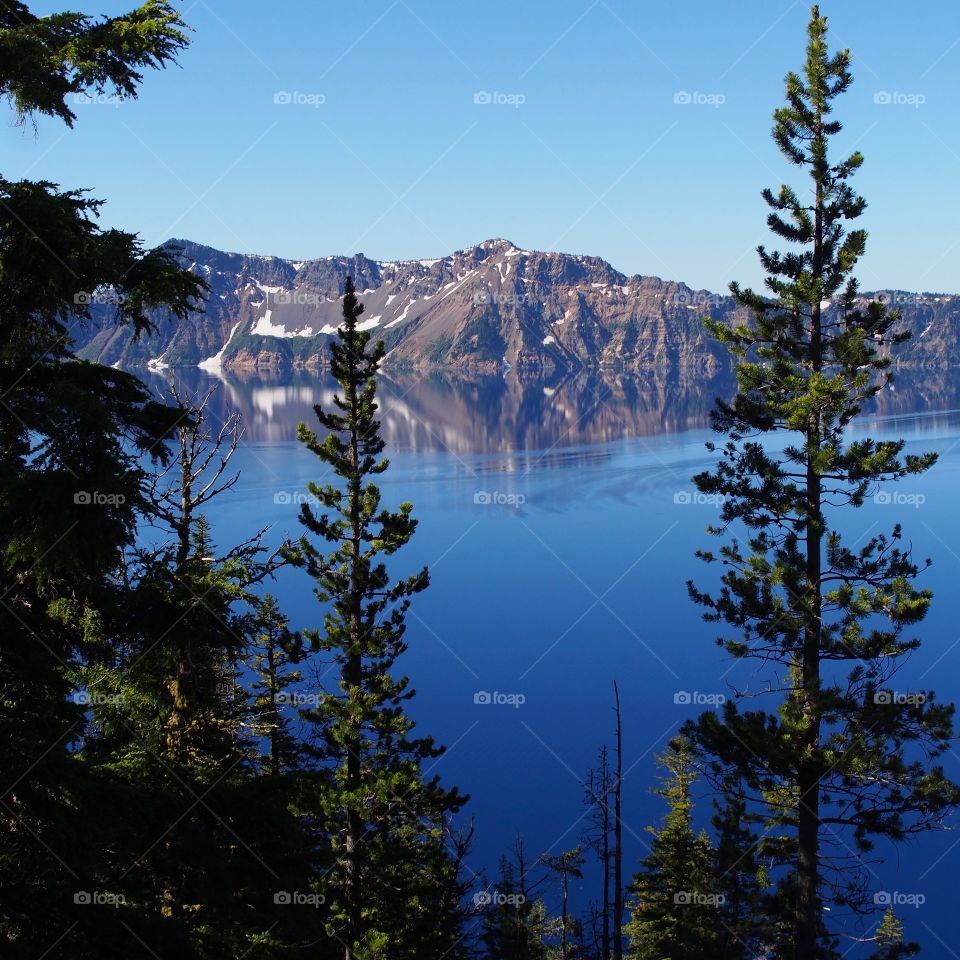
[[796, 142, 825, 960], [796, 417, 823, 958], [344, 378, 364, 960], [613, 682, 623, 960], [165, 435, 195, 762], [561, 869, 569, 960], [267, 644, 279, 777], [516, 837, 530, 960], [602, 752, 611, 960]]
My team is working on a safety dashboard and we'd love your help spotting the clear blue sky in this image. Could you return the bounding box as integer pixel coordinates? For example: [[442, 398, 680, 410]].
[[8, 0, 960, 293]]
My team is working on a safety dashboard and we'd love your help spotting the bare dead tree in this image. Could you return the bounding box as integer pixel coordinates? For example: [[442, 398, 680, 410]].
[[583, 746, 613, 960], [540, 846, 585, 960]]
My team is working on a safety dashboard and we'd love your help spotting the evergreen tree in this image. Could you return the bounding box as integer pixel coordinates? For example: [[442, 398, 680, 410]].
[[89, 385, 266, 767], [480, 843, 551, 960], [287, 276, 468, 959], [1, 0, 191, 127], [248, 593, 305, 776], [869, 908, 918, 960], [0, 5, 204, 954], [141, 385, 261, 764], [686, 6, 959, 957], [624, 737, 720, 960], [72, 389, 314, 958], [711, 771, 771, 958]]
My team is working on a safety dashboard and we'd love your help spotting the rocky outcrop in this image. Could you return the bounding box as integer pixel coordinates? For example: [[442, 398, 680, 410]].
[[69, 239, 959, 374]]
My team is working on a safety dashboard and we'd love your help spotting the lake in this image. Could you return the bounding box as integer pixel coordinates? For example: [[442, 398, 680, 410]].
[[141, 365, 960, 956]]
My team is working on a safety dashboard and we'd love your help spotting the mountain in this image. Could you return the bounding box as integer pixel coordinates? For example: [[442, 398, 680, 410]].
[[70, 239, 960, 374]]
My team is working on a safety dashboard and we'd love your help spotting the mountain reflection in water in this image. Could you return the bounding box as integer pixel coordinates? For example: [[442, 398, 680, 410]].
[[137, 366, 960, 456]]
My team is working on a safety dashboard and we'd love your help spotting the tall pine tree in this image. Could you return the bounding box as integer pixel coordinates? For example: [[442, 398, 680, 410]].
[[686, 6, 959, 957], [288, 276, 468, 959]]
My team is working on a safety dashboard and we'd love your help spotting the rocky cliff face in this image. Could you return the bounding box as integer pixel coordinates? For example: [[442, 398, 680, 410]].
[[69, 239, 960, 373]]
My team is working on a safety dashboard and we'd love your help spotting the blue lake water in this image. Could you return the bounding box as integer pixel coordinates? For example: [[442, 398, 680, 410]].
[[143, 367, 960, 955]]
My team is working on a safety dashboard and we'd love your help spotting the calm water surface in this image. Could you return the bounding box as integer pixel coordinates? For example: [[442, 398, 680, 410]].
[[142, 366, 960, 954]]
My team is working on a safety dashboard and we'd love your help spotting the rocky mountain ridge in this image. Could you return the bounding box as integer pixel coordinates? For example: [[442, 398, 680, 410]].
[[69, 238, 960, 374]]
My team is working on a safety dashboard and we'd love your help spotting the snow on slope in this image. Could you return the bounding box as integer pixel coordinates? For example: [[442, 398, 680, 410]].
[[198, 321, 243, 370]]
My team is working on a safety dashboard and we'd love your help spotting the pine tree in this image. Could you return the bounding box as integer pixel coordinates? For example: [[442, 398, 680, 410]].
[[90, 385, 271, 767], [142, 384, 260, 764], [248, 593, 304, 777], [686, 6, 959, 957], [73, 390, 312, 958], [624, 737, 720, 960], [711, 771, 771, 958], [480, 843, 551, 960], [287, 276, 468, 959], [869, 907, 918, 959], [1, 0, 191, 127], [0, 5, 203, 955]]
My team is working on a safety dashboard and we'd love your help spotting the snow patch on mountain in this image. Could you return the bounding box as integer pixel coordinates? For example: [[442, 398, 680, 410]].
[[250, 310, 315, 338], [386, 300, 417, 327], [198, 321, 243, 370], [437, 270, 477, 303]]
